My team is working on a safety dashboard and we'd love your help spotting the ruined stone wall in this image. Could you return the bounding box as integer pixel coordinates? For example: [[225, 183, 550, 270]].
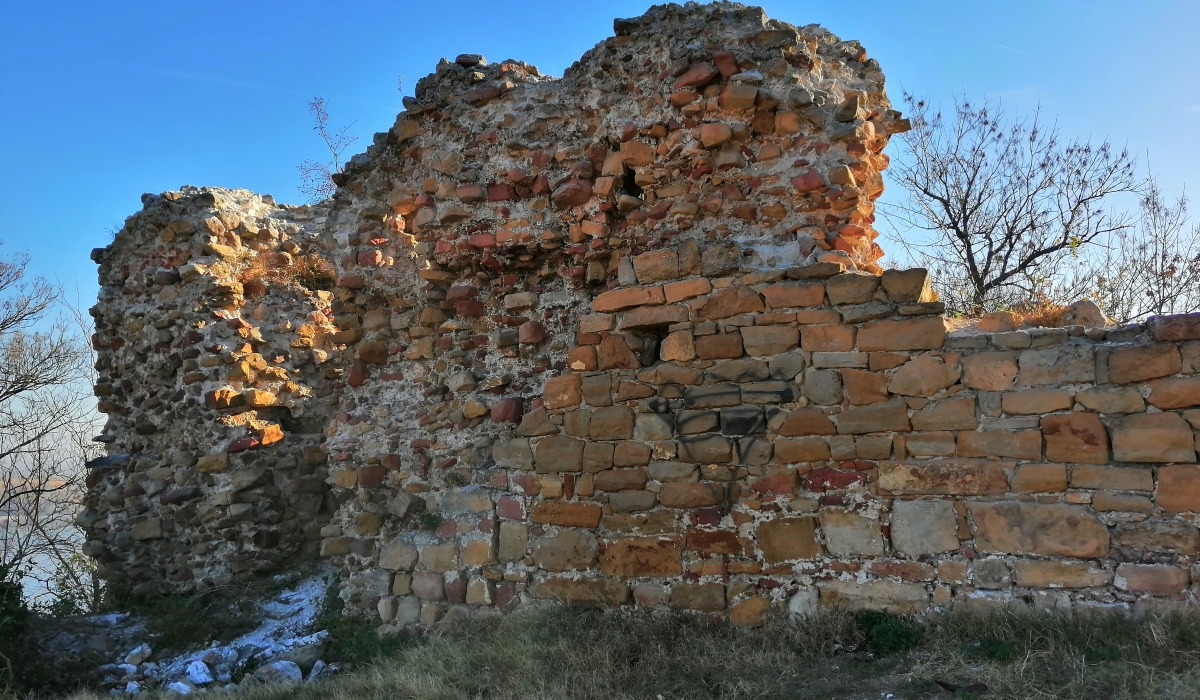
[[84, 3, 1200, 623]]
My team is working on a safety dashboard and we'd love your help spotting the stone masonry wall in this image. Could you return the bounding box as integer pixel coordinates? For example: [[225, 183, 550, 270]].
[[84, 3, 1200, 625]]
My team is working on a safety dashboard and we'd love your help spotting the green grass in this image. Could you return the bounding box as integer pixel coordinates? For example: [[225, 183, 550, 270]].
[[47, 606, 1200, 700]]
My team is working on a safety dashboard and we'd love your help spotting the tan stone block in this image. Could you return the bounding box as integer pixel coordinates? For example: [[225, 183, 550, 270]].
[[776, 408, 837, 436], [880, 268, 934, 303], [530, 501, 602, 527], [669, 583, 725, 612], [659, 482, 724, 508], [1092, 492, 1154, 513], [1002, 389, 1072, 415], [801, 324, 855, 352], [817, 580, 929, 614], [888, 354, 961, 397], [821, 509, 885, 555], [869, 560, 937, 581], [833, 397, 911, 434], [756, 517, 821, 562], [567, 346, 598, 371], [1071, 465, 1153, 491], [613, 441, 652, 467], [594, 469, 648, 492], [761, 282, 825, 309], [1108, 343, 1181, 384], [419, 542, 457, 573], [1147, 376, 1200, 409], [741, 326, 799, 356], [498, 522, 529, 563], [795, 308, 841, 324], [1042, 413, 1108, 464], [774, 437, 831, 463], [1157, 464, 1200, 512], [957, 430, 1041, 460], [460, 539, 497, 566], [590, 406, 634, 440], [599, 537, 682, 576], [911, 397, 979, 431], [695, 332, 743, 359], [319, 537, 351, 556], [1012, 464, 1067, 493], [1074, 387, 1145, 413], [1112, 413, 1195, 463], [533, 530, 598, 572], [1012, 560, 1112, 588], [597, 335, 641, 370], [890, 500, 958, 555], [905, 431, 956, 456], [1018, 345, 1095, 385], [877, 459, 1008, 495], [660, 330, 696, 361], [841, 368, 889, 406], [332, 470, 358, 488], [1115, 564, 1188, 595], [632, 249, 679, 284], [699, 122, 733, 147], [697, 286, 765, 319], [962, 352, 1018, 391], [663, 277, 712, 303], [1113, 521, 1200, 554], [968, 502, 1109, 557], [729, 596, 770, 626], [531, 577, 629, 606], [380, 540, 419, 571], [543, 374, 582, 409], [825, 271, 880, 305], [856, 317, 947, 352], [617, 304, 689, 329], [593, 286, 665, 313], [938, 561, 968, 583], [535, 435, 585, 472]]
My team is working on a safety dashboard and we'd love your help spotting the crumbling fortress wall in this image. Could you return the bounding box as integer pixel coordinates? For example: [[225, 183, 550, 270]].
[[84, 3, 1200, 624]]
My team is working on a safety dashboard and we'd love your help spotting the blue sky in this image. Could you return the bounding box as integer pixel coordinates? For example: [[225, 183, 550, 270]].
[[2, 0, 1197, 305]]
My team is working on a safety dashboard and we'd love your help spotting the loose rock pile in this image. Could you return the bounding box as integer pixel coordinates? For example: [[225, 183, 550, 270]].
[[84, 2, 1199, 632]]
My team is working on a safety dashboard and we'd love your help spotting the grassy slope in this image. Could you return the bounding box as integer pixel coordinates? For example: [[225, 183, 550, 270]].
[[58, 606, 1200, 700]]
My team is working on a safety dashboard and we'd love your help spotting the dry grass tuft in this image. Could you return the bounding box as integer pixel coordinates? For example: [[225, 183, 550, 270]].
[[237, 253, 335, 293], [50, 606, 1200, 700]]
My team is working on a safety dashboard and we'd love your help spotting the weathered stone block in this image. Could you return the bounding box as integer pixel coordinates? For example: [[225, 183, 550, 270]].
[[856, 317, 947, 352], [719, 406, 766, 435], [1111, 413, 1195, 463], [890, 500, 958, 555], [968, 502, 1109, 557], [817, 580, 929, 614], [1002, 389, 1071, 415], [678, 434, 733, 463], [1113, 521, 1200, 555], [1012, 560, 1112, 588], [910, 397, 978, 431], [957, 430, 1041, 460], [888, 353, 960, 397], [659, 482, 724, 508], [1011, 463, 1067, 493], [1070, 465, 1153, 491], [1108, 343, 1181, 384], [1075, 387, 1144, 414], [1115, 564, 1188, 595], [880, 268, 933, 303], [531, 577, 629, 606], [756, 517, 821, 562], [821, 509, 884, 555], [697, 287, 765, 320], [777, 408, 837, 436], [774, 437, 831, 463], [1147, 376, 1200, 409], [1157, 464, 1200, 512], [833, 397, 910, 434], [590, 406, 634, 440], [694, 333, 744, 360], [706, 358, 770, 383], [1042, 413, 1108, 464], [825, 271, 880, 305], [683, 384, 741, 408], [961, 352, 1017, 391], [599, 537, 682, 576], [530, 501, 602, 528], [801, 368, 843, 405], [877, 459, 1008, 495], [741, 326, 799, 356], [761, 282, 824, 308], [801, 324, 855, 352], [533, 530, 599, 572], [535, 435, 585, 472], [1018, 345, 1095, 385], [669, 583, 726, 611]]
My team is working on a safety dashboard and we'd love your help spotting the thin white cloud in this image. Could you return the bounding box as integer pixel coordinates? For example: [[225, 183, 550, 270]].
[[996, 44, 1027, 55]]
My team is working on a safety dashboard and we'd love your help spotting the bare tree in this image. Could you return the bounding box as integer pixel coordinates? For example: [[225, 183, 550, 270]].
[[297, 97, 358, 203], [1087, 177, 1200, 322], [0, 251, 102, 612], [885, 94, 1139, 314]]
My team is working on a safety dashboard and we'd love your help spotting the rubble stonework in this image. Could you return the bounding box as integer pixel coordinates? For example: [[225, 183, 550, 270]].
[[85, 3, 1200, 624]]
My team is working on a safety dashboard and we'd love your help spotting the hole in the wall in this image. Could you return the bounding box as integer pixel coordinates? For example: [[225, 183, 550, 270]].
[[621, 165, 643, 199]]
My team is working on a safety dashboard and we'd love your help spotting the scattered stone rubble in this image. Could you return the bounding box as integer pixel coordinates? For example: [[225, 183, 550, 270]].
[[83, 1, 1199, 633], [89, 575, 335, 694]]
